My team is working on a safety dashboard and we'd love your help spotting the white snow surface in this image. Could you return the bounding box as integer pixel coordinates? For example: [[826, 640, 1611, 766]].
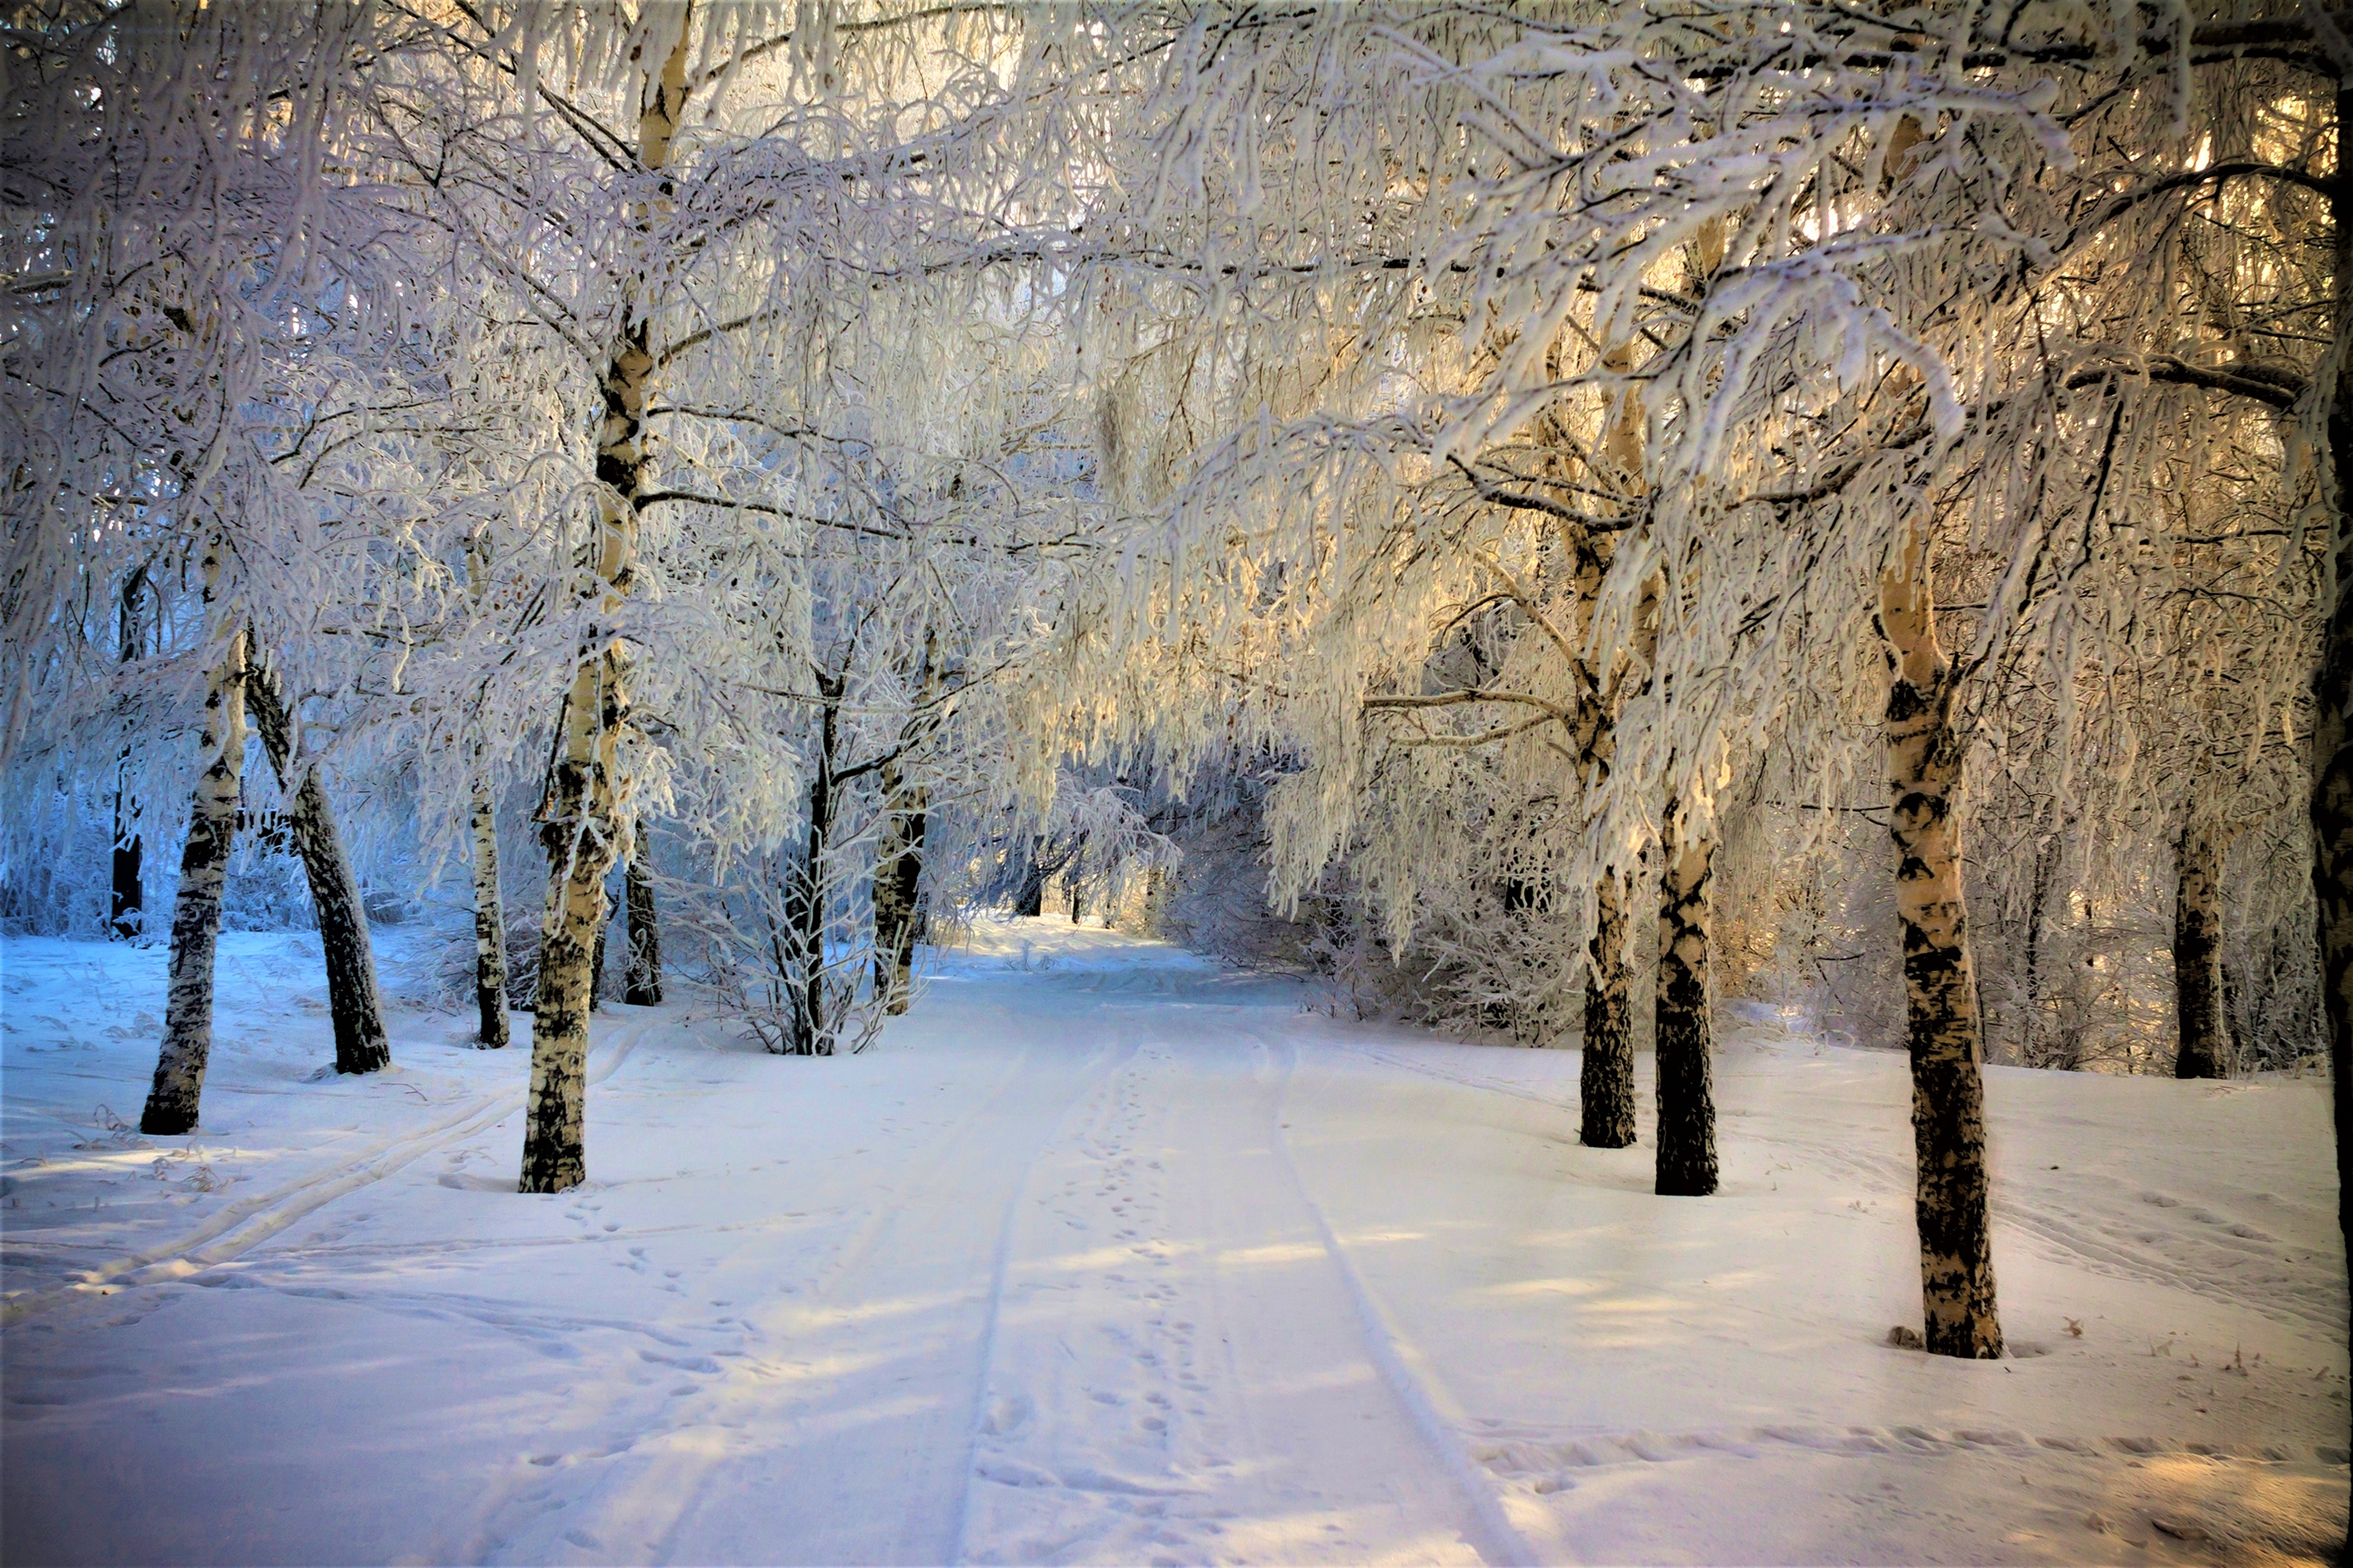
[[3, 918, 2346, 1566]]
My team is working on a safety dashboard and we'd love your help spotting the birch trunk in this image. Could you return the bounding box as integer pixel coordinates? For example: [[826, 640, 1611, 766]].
[[521, 26, 691, 1193], [1580, 869, 1636, 1148], [1880, 519, 2003, 1359], [470, 774, 509, 1047], [2173, 817, 2229, 1080], [140, 555, 245, 1136], [872, 756, 926, 1015], [1655, 818, 1718, 1196], [1570, 339, 1651, 1149], [625, 849, 662, 1005], [465, 535, 509, 1047], [246, 645, 389, 1076]]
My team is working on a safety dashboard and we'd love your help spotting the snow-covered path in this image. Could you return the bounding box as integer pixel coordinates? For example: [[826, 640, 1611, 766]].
[[4, 920, 2347, 1565]]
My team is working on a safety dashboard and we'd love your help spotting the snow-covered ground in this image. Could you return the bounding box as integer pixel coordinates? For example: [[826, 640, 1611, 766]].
[[2, 918, 2345, 1566]]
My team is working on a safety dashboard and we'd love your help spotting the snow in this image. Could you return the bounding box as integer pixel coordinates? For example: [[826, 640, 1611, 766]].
[[3, 919, 2345, 1566]]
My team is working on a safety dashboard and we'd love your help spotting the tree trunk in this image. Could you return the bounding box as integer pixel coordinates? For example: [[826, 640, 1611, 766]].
[[2309, 91, 2353, 1528], [111, 766, 144, 940], [1015, 837, 1047, 917], [111, 566, 147, 941], [2019, 829, 2061, 1066], [464, 534, 509, 1048], [469, 774, 510, 1047], [246, 645, 389, 1077], [1580, 868, 1636, 1148], [589, 885, 613, 1012], [1068, 848, 1084, 923], [625, 848, 663, 1005], [140, 556, 245, 1136], [1881, 519, 2003, 1359], [1655, 818, 1718, 1196], [783, 678, 841, 1056], [872, 756, 926, 1015], [2173, 817, 2229, 1080], [521, 26, 692, 1194]]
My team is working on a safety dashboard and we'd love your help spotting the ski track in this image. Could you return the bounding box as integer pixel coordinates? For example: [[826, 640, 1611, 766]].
[[5, 927, 2345, 1567], [1263, 1034, 1536, 1568], [952, 1013, 1518, 1567], [3, 1013, 658, 1322]]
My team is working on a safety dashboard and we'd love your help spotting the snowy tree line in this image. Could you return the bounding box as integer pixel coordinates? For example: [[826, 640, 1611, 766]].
[[3, 0, 2346, 1362]]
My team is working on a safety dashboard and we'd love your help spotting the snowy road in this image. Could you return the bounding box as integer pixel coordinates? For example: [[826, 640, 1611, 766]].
[[4, 920, 2347, 1564]]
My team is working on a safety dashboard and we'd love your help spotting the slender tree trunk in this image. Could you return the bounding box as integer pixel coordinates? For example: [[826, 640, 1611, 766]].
[[140, 554, 245, 1136], [2173, 816, 2229, 1080], [1655, 816, 1718, 1196], [470, 774, 509, 1047], [589, 885, 613, 1012], [785, 680, 841, 1056], [111, 566, 148, 940], [2019, 830, 2061, 1066], [1880, 519, 2003, 1359], [465, 535, 509, 1048], [522, 28, 691, 1194], [2308, 94, 2353, 1534], [1069, 846, 1085, 923], [872, 757, 926, 1015], [1580, 868, 1637, 1147], [625, 848, 663, 1005], [1015, 843, 1047, 918], [246, 645, 388, 1076], [111, 760, 144, 940]]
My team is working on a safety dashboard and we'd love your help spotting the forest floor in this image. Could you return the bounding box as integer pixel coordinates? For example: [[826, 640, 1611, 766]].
[[1, 917, 2346, 1566]]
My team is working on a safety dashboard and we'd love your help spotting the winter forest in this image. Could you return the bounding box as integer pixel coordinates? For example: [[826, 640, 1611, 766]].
[[3, 0, 2350, 1562]]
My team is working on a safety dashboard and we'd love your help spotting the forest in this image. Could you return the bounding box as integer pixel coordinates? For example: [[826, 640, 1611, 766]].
[[3, 2, 2349, 1563]]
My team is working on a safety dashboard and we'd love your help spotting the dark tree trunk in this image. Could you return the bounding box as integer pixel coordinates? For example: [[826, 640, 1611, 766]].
[[246, 646, 389, 1076], [111, 567, 148, 940], [2018, 830, 2061, 1066], [141, 583, 244, 1136], [1580, 868, 1636, 1148], [625, 848, 663, 1005], [1015, 838, 1048, 917], [111, 778, 144, 941], [589, 884, 615, 1012], [2174, 818, 2229, 1080], [783, 678, 842, 1056], [2309, 87, 2353, 1558], [1655, 819, 1718, 1196], [872, 757, 926, 1015]]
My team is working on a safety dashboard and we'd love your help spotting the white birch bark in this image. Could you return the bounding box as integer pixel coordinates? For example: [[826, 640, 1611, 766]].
[[140, 544, 246, 1135], [246, 640, 389, 1076], [521, 23, 691, 1192], [1880, 516, 2003, 1358]]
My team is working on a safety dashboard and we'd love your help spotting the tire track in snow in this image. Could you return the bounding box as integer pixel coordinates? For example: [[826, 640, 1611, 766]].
[[1266, 1034, 1537, 1568], [3, 1012, 660, 1321]]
